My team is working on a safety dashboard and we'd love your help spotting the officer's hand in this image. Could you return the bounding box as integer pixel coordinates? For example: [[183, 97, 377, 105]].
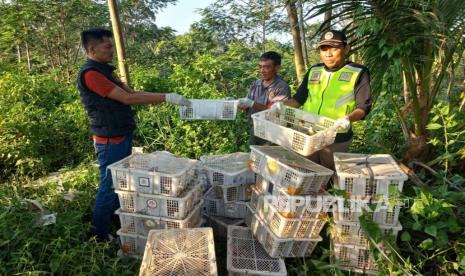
[[270, 102, 284, 112], [237, 98, 254, 109], [333, 116, 351, 130], [165, 93, 191, 107]]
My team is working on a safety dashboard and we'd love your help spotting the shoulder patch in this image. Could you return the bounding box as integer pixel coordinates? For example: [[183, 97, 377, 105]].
[[309, 71, 321, 84], [338, 72, 353, 82]]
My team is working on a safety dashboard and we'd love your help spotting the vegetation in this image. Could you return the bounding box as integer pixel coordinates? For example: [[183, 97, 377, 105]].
[[0, 0, 464, 275]]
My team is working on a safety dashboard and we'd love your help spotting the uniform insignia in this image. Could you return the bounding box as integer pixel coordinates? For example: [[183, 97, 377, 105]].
[[324, 32, 334, 39], [309, 72, 321, 84], [339, 72, 353, 82]]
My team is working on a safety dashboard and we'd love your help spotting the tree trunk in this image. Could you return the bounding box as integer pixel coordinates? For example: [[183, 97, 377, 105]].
[[108, 0, 130, 84], [285, 0, 306, 82], [16, 44, 21, 64], [322, 0, 332, 32], [297, 0, 307, 68]]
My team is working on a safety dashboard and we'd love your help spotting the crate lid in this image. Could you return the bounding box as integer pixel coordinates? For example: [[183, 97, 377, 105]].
[[140, 228, 217, 276], [200, 152, 251, 175], [251, 146, 334, 175], [334, 153, 408, 180], [227, 226, 287, 276]]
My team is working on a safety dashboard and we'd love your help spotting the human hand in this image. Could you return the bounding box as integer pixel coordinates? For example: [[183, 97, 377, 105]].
[[270, 102, 284, 112], [333, 116, 351, 130], [237, 98, 254, 109], [165, 93, 191, 107]]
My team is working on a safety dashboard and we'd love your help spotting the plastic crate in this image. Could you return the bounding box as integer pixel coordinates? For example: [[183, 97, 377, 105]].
[[109, 151, 197, 196], [206, 215, 244, 239], [245, 205, 322, 258], [332, 197, 401, 226], [117, 230, 148, 257], [203, 187, 247, 219], [139, 228, 217, 276], [249, 146, 333, 195], [333, 153, 407, 199], [251, 106, 337, 156], [331, 221, 402, 246], [253, 189, 327, 239], [212, 182, 253, 203], [116, 183, 202, 219], [116, 200, 203, 236], [227, 226, 287, 276], [252, 177, 334, 218], [331, 242, 379, 275], [180, 99, 238, 120], [201, 152, 256, 186]]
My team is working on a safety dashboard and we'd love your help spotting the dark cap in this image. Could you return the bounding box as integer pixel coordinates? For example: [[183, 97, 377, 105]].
[[318, 30, 347, 48]]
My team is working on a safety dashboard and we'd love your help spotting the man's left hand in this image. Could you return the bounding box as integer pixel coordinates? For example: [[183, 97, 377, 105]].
[[334, 116, 351, 130], [238, 98, 254, 109]]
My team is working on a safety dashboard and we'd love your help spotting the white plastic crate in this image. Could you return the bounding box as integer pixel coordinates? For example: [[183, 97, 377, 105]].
[[212, 182, 253, 203], [227, 226, 287, 276], [332, 197, 402, 226], [331, 221, 402, 246], [116, 200, 203, 236], [180, 99, 238, 120], [109, 151, 197, 196], [201, 152, 256, 186], [251, 106, 337, 156], [249, 146, 333, 195], [331, 242, 379, 275], [139, 228, 217, 276], [252, 176, 334, 218], [253, 189, 327, 239], [245, 205, 322, 258], [117, 230, 148, 257], [206, 215, 244, 239], [203, 187, 247, 219], [333, 153, 407, 199], [116, 183, 202, 219]]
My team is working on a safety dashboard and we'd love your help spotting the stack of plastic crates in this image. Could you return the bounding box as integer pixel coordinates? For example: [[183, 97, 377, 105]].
[[245, 145, 333, 258], [330, 153, 408, 274], [108, 151, 204, 258], [201, 152, 255, 239], [140, 228, 217, 275]]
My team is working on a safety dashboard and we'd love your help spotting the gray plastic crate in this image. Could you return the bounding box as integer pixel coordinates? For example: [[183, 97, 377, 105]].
[[117, 229, 147, 258], [109, 151, 197, 196], [201, 152, 256, 186], [332, 197, 401, 226], [212, 182, 253, 203], [333, 153, 407, 199], [245, 205, 322, 258], [253, 189, 327, 239], [206, 215, 244, 239], [116, 200, 203, 236], [331, 220, 402, 247], [331, 242, 380, 275], [227, 226, 287, 276], [249, 145, 333, 195], [116, 183, 202, 219], [203, 187, 248, 219], [139, 228, 218, 276], [251, 179, 334, 219]]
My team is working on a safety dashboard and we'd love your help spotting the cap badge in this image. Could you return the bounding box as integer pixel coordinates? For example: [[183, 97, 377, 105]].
[[324, 32, 334, 39]]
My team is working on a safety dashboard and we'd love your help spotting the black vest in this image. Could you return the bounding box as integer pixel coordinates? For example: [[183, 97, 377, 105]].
[[77, 59, 136, 137]]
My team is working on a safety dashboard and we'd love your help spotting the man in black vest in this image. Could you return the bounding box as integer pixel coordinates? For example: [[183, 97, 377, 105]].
[[77, 28, 190, 241]]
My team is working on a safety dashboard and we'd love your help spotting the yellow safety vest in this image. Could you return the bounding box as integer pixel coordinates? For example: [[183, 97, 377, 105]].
[[303, 64, 362, 133]]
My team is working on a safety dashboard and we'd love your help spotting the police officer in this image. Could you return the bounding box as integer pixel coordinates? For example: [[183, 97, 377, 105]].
[[275, 30, 372, 170], [77, 28, 190, 241]]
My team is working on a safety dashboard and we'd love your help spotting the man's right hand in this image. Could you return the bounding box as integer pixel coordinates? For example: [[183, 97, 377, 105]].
[[165, 93, 191, 106]]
